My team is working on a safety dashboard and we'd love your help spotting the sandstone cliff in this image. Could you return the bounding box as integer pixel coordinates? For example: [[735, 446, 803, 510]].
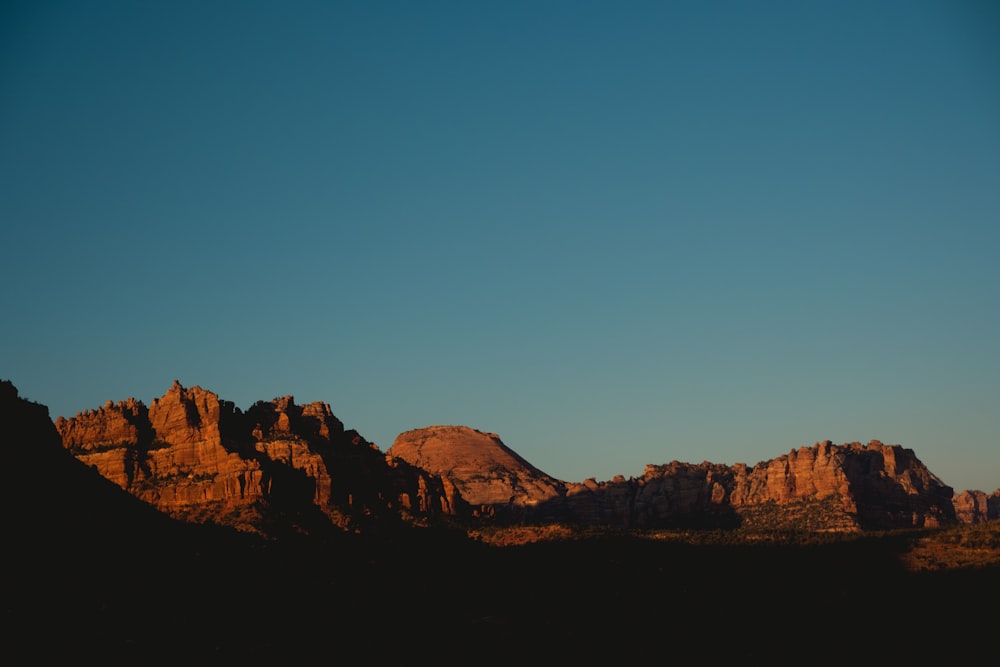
[[54, 380, 461, 535], [387, 425, 566, 522], [6, 378, 997, 664], [390, 428, 961, 532], [952, 489, 1000, 523], [50, 382, 993, 536]]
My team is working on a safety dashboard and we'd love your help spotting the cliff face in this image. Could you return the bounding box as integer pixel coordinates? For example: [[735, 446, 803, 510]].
[[1, 380, 187, 541], [387, 425, 566, 522], [6, 378, 998, 664], [50, 382, 992, 534], [953, 489, 1000, 523], [563, 462, 746, 529], [391, 429, 961, 532], [733, 440, 956, 530], [612, 440, 958, 531], [54, 381, 459, 534]]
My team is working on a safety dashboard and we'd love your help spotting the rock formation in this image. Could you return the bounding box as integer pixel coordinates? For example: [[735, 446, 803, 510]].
[[387, 425, 566, 522], [733, 439, 957, 530], [952, 489, 1000, 523], [54, 380, 460, 535], [48, 382, 994, 536], [6, 378, 998, 664], [1, 379, 194, 545], [390, 429, 961, 532]]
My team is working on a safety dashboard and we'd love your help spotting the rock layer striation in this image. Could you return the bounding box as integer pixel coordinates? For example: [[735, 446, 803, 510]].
[[50, 382, 997, 535], [55, 381, 459, 534], [389, 428, 969, 531]]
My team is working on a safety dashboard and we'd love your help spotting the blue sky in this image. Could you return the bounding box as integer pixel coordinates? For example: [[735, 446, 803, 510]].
[[2, 1, 998, 493]]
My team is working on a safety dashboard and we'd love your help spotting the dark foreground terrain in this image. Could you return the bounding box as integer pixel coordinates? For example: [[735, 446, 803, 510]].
[[2, 384, 997, 665], [6, 498, 998, 665]]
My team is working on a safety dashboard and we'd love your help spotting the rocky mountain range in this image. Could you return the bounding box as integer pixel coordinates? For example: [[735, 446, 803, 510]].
[[44, 380, 1000, 538], [3, 377, 998, 663]]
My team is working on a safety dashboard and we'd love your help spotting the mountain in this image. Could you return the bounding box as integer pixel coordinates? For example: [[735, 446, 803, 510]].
[[3, 378, 998, 663], [53, 379, 464, 536], [48, 380, 999, 539], [0, 379, 500, 661], [953, 488, 1000, 523], [390, 427, 969, 532], [388, 425, 566, 520]]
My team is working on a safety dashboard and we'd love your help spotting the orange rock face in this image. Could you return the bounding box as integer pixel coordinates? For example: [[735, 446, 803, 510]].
[[952, 489, 1000, 523], [390, 430, 961, 532], [54, 383, 978, 534], [729, 440, 956, 529], [55, 381, 457, 535], [387, 425, 565, 521]]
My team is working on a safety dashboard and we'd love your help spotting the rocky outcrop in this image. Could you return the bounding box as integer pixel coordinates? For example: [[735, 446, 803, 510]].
[[387, 425, 566, 522], [2, 380, 185, 540], [6, 378, 997, 665], [54, 381, 458, 535], [48, 382, 991, 535], [732, 440, 956, 530], [57, 381, 265, 509], [562, 462, 743, 529], [953, 489, 1000, 523], [390, 430, 960, 532]]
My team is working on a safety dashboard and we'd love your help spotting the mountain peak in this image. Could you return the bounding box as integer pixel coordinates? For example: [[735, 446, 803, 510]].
[[388, 424, 565, 513]]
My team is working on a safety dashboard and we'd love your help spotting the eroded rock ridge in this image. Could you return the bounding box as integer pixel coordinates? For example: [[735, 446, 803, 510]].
[[55, 380, 462, 534], [558, 440, 964, 531], [389, 428, 973, 531], [51, 381, 998, 535]]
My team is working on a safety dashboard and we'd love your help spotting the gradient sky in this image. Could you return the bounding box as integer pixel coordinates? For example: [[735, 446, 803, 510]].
[[3, 1, 998, 493]]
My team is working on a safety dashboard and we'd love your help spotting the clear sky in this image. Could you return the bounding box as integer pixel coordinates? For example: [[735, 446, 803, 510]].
[[2, 1, 998, 493]]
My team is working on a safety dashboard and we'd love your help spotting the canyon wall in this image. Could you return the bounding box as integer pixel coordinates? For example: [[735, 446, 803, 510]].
[[54, 381, 461, 534], [50, 382, 998, 535], [391, 428, 972, 532], [559, 440, 960, 531]]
